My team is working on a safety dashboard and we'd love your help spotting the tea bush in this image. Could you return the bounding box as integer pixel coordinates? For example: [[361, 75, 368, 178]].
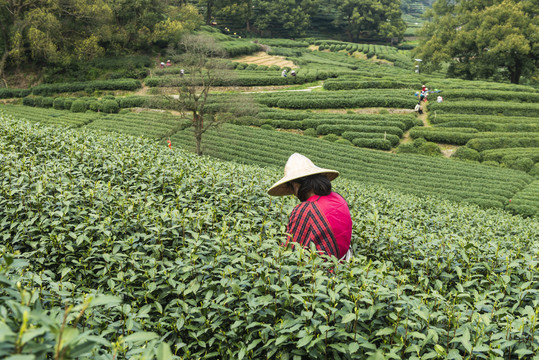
[[173, 123, 535, 212], [70, 99, 87, 113], [31, 79, 141, 96], [3, 115, 539, 359], [0, 88, 31, 98], [427, 101, 539, 117], [452, 147, 480, 162], [467, 137, 539, 152]]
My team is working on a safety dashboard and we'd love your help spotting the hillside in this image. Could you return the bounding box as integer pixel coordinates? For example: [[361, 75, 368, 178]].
[[2, 115, 539, 358]]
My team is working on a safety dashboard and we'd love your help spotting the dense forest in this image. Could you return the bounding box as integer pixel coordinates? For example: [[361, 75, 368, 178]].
[[1, 0, 536, 85]]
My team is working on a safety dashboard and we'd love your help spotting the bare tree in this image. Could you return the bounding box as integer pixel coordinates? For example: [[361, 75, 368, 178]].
[[166, 34, 235, 156]]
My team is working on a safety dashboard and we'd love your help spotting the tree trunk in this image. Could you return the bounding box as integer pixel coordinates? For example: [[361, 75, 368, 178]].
[[206, 0, 213, 25], [195, 133, 202, 156], [509, 63, 521, 84], [0, 51, 10, 88]]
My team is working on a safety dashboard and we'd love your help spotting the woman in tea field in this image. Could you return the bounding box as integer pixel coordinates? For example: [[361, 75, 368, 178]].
[[268, 153, 352, 261]]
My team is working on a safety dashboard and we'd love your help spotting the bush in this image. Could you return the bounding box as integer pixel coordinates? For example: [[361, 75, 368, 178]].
[[418, 142, 442, 156], [0, 88, 31, 99], [269, 65, 280, 71], [64, 98, 74, 110], [236, 63, 248, 70], [335, 139, 353, 146], [396, 143, 417, 154], [71, 100, 87, 113], [503, 157, 534, 172], [260, 124, 274, 130], [53, 98, 65, 110], [22, 97, 36, 107], [323, 134, 340, 142], [101, 99, 120, 113], [466, 137, 539, 152], [245, 64, 258, 70], [452, 147, 480, 162], [352, 138, 392, 150], [529, 164, 539, 177], [88, 101, 100, 112], [482, 161, 500, 167], [32, 79, 141, 96], [304, 128, 317, 137]]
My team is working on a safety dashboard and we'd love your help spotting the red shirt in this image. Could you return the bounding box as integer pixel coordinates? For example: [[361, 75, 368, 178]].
[[285, 192, 352, 258]]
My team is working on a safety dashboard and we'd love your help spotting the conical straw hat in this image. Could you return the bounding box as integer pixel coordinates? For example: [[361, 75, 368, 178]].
[[267, 153, 339, 196]]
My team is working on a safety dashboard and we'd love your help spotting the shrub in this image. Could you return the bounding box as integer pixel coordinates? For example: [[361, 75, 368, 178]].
[[22, 97, 36, 107], [396, 143, 417, 154], [101, 99, 120, 113], [482, 161, 500, 167], [413, 138, 427, 148], [256, 65, 269, 71], [418, 142, 442, 156], [0, 88, 31, 98], [64, 98, 74, 110], [503, 157, 534, 172], [260, 124, 274, 130], [88, 101, 100, 112], [379, 109, 389, 115], [323, 134, 340, 142], [466, 137, 539, 152], [245, 64, 258, 70], [118, 96, 147, 108], [269, 65, 280, 71], [33, 96, 44, 107], [71, 100, 87, 113], [352, 138, 392, 150], [119, 109, 130, 114], [335, 139, 353, 146], [52, 98, 65, 110], [304, 128, 317, 137], [452, 147, 480, 162], [236, 63, 248, 70], [529, 164, 539, 177]]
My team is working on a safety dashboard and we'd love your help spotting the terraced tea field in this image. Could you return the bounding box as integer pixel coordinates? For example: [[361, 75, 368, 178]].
[[2, 115, 539, 358]]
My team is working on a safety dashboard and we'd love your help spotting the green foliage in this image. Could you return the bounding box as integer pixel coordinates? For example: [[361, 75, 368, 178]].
[[256, 39, 309, 48], [173, 123, 534, 211], [352, 138, 392, 150], [414, 0, 538, 84], [3, 115, 539, 359], [452, 147, 480, 162], [322, 133, 340, 142], [260, 124, 274, 130], [481, 148, 539, 164], [504, 157, 534, 173], [0, 88, 31, 99], [303, 128, 317, 137], [70, 100, 88, 113], [53, 97, 65, 110], [324, 80, 419, 90], [467, 137, 539, 152], [342, 131, 400, 146], [220, 40, 261, 57], [428, 101, 539, 117], [257, 90, 417, 109], [32, 79, 142, 96], [101, 99, 120, 114]]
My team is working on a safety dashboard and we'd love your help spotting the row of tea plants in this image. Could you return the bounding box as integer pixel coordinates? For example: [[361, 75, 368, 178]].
[[2, 115, 539, 359]]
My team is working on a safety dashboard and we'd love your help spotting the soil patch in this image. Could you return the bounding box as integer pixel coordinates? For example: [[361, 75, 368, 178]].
[[440, 144, 459, 158], [233, 52, 297, 68]]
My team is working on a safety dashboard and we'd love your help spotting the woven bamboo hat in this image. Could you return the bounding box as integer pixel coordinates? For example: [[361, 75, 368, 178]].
[[267, 153, 339, 196]]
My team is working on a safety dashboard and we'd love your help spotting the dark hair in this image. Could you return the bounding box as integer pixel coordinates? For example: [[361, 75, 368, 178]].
[[290, 174, 332, 202]]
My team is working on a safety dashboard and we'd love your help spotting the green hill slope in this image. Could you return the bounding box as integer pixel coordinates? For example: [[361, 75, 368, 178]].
[[1, 114, 539, 358]]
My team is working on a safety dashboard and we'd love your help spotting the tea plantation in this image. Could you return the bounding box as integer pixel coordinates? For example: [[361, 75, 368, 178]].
[[2, 115, 539, 359]]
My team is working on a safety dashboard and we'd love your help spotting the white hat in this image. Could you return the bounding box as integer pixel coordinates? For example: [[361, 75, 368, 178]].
[[267, 153, 339, 196]]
